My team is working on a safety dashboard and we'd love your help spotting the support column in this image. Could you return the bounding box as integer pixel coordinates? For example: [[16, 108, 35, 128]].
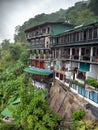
[[70, 48, 72, 59], [79, 47, 81, 60], [59, 49, 61, 59], [90, 47, 93, 62], [55, 49, 56, 59]]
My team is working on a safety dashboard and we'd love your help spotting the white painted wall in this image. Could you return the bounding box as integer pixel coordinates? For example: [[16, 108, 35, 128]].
[[34, 81, 47, 89], [71, 62, 78, 69], [86, 64, 98, 79], [65, 62, 78, 70]]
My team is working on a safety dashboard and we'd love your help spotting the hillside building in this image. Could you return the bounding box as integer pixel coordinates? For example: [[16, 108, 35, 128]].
[[25, 21, 98, 107], [24, 22, 73, 89]]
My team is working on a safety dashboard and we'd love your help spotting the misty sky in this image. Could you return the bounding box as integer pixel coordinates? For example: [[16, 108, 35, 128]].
[[0, 0, 86, 43]]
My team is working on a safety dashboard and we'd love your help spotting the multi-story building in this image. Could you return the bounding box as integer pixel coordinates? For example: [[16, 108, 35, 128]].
[[51, 21, 98, 107], [24, 21, 74, 89], [25, 21, 98, 107]]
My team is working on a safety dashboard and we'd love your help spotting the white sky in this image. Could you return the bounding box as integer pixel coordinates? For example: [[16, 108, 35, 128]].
[[0, 0, 86, 43]]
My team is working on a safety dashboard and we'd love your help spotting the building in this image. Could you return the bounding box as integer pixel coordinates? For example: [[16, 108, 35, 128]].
[[25, 21, 98, 107], [24, 22, 74, 89], [51, 21, 98, 107]]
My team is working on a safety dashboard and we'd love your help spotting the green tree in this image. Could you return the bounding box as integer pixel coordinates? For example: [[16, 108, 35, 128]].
[[13, 78, 59, 130], [19, 51, 30, 66], [88, 0, 98, 16], [9, 44, 22, 61], [1, 39, 11, 50], [72, 120, 98, 130], [72, 109, 85, 121], [66, 6, 95, 25]]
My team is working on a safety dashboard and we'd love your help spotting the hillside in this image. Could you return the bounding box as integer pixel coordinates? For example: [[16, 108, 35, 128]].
[[49, 80, 96, 120], [14, 0, 98, 44], [49, 80, 98, 129]]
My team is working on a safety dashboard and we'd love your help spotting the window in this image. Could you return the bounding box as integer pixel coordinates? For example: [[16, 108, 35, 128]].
[[73, 32, 77, 42], [47, 27, 50, 34], [67, 35, 70, 43], [42, 28, 46, 33], [65, 35, 68, 43], [88, 28, 92, 40], [93, 47, 98, 56], [70, 34, 73, 42], [80, 31, 83, 41], [56, 72, 59, 77], [93, 28, 97, 39], [89, 91, 98, 103], [76, 32, 79, 41], [77, 71, 86, 80], [40, 38, 44, 44], [83, 30, 87, 40], [61, 36, 64, 44]]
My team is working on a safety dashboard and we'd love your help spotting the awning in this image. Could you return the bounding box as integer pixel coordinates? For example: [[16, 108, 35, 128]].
[[1, 107, 13, 117], [78, 62, 90, 72], [24, 67, 53, 76], [1, 98, 20, 117]]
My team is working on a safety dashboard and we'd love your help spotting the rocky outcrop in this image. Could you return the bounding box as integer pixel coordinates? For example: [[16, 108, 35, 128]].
[[49, 80, 96, 120]]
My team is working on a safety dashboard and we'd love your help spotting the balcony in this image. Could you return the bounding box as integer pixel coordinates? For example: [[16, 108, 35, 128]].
[[29, 54, 54, 61], [26, 33, 50, 40], [80, 55, 90, 61], [52, 37, 98, 47], [29, 54, 38, 60], [61, 54, 70, 60], [29, 43, 45, 49], [92, 56, 98, 63], [71, 55, 79, 60]]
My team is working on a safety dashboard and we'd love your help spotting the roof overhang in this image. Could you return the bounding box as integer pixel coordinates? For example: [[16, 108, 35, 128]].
[[24, 67, 53, 76]]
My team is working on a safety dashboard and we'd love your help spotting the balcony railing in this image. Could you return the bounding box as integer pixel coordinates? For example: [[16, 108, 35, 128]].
[[80, 55, 90, 61], [51, 38, 98, 47], [26, 33, 50, 40], [71, 55, 79, 60], [29, 43, 45, 49], [92, 56, 98, 63], [29, 54, 54, 60], [30, 53, 98, 64], [61, 55, 70, 60]]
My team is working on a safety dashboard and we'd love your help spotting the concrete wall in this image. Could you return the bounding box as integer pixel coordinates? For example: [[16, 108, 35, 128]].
[[87, 64, 98, 79]]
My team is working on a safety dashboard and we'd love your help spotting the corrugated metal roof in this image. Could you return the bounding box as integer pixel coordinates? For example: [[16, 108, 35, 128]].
[[53, 20, 98, 37], [24, 67, 53, 76], [25, 21, 74, 32]]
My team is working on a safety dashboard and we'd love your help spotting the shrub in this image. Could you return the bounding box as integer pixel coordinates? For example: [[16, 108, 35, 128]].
[[72, 109, 85, 121], [86, 77, 98, 88]]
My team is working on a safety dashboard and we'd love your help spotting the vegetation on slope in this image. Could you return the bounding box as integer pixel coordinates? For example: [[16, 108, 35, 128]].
[[0, 0, 98, 129], [0, 40, 60, 130]]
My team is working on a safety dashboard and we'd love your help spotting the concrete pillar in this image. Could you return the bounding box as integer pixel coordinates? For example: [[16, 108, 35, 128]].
[[79, 47, 81, 60], [55, 49, 56, 59], [90, 47, 93, 62], [58, 49, 61, 59], [70, 48, 72, 59]]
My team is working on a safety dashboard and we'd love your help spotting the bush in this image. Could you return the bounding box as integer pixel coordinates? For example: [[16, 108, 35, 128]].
[[72, 109, 85, 121], [86, 77, 98, 88], [0, 123, 22, 130]]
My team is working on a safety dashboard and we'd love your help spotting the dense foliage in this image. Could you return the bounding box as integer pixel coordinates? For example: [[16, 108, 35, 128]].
[[13, 78, 59, 130], [88, 0, 98, 16], [86, 77, 98, 88], [72, 109, 85, 121], [0, 40, 60, 130]]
